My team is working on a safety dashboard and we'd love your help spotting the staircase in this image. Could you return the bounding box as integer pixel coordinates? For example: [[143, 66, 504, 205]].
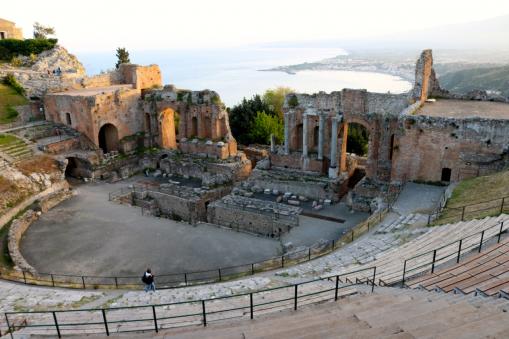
[[145, 286, 509, 338]]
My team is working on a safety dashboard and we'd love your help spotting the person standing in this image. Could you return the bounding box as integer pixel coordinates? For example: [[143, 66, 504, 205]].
[[142, 268, 156, 292]]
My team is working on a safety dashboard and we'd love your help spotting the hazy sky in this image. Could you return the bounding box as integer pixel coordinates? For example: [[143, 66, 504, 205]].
[[4, 0, 509, 52]]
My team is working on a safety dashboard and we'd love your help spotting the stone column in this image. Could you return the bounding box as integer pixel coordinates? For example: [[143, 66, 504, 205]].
[[284, 114, 290, 154], [339, 122, 349, 173], [328, 117, 338, 178], [302, 114, 308, 157], [318, 114, 325, 160], [270, 134, 276, 153]]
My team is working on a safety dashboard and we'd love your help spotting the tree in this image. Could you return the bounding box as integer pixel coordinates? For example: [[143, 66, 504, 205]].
[[249, 111, 284, 145], [228, 95, 272, 145], [262, 87, 294, 120], [33, 22, 55, 39], [115, 47, 130, 69], [347, 123, 369, 156]]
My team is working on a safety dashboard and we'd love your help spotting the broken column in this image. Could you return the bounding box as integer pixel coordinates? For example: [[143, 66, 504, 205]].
[[302, 114, 308, 157], [284, 114, 290, 154], [328, 116, 339, 178], [318, 114, 325, 160]]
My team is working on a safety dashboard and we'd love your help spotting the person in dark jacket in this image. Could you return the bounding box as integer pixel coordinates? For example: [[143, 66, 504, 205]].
[[142, 268, 156, 292]]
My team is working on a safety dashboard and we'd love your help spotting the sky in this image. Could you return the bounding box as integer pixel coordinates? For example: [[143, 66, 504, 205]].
[[4, 0, 509, 52]]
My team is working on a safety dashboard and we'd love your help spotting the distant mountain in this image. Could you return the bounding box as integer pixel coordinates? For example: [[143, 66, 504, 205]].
[[438, 65, 509, 98]]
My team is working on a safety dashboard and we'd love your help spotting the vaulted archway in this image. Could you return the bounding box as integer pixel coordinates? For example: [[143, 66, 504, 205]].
[[98, 123, 119, 154]]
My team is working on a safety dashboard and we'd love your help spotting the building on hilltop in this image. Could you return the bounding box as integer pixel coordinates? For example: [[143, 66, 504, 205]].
[[0, 18, 23, 40]]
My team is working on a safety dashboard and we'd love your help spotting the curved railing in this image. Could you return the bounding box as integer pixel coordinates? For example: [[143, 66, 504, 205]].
[[3, 267, 377, 338], [0, 208, 387, 290]]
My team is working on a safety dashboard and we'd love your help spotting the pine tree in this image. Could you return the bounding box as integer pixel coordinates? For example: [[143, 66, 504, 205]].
[[115, 48, 130, 69]]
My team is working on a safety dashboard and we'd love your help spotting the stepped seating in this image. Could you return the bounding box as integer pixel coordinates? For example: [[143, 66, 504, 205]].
[[106, 287, 509, 338], [376, 213, 423, 234], [0, 134, 33, 161], [407, 237, 509, 297], [333, 215, 509, 286]]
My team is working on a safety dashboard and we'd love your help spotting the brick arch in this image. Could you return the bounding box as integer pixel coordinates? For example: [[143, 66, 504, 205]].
[[159, 108, 178, 149]]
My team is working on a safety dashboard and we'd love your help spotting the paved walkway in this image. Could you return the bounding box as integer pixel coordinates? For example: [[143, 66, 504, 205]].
[[0, 182, 453, 331]]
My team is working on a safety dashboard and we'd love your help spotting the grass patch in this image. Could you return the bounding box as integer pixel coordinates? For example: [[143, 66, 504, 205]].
[[0, 133, 20, 146], [435, 169, 509, 224], [0, 84, 27, 124]]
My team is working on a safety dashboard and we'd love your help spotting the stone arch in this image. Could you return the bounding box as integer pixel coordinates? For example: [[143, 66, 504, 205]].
[[313, 125, 319, 150], [292, 123, 303, 151], [65, 156, 92, 179], [191, 116, 198, 137], [98, 123, 119, 153], [145, 113, 151, 134], [159, 108, 178, 149]]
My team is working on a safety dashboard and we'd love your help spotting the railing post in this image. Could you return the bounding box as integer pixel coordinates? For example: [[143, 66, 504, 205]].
[[461, 206, 466, 221], [102, 309, 109, 336], [335, 275, 339, 301], [402, 260, 407, 287], [498, 221, 504, 243], [184, 273, 188, 286], [457, 239, 462, 263], [479, 230, 485, 253], [294, 285, 298, 310], [250, 293, 254, 319], [52, 311, 61, 338], [332, 239, 335, 249], [218, 268, 222, 282], [371, 267, 376, 293], [251, 263, 254, 275], [5, 313, 13, 339], [51, 274, 55, 287], [351, 230, 354, 242], [82, 276, 86, 289], [152, 305, 158, 332], [500, 198, 505, 214], [282, 255, 285, 268], [427, 214, 431, 226], [202, 300, 207, 327], [431, 250, 437, 274], [114, 277, 118, 288], [22, 271, 26, 284], [308, 248, 311, 261]]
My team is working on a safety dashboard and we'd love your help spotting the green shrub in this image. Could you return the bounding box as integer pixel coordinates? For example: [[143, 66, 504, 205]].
[[0, 38, 57, 61], [249, 111, 284, 145], [2, 74, 25, 96], [288, 95, 299, 108], [10, 56, 22, 67]]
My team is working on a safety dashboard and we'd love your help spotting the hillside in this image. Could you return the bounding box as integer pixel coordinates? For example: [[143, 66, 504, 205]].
[[438, 65, 509, 98], [0, 83, 27, 124]]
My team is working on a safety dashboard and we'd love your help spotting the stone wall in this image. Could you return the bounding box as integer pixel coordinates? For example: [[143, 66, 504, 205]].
[[207, 195, 301, 237], [7, 185, 73, 275], [0, 18, 23, 39], [392, 116, 509, 182]]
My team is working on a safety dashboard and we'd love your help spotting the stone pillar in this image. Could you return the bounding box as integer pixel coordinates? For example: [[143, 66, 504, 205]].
[[339, 122, 349, 173], [318, 115, 325, 160], [302, 114, 308, 157], [270, 134, 276, 153], [328, 117, 339, 178], [284, 114, 290, 154]]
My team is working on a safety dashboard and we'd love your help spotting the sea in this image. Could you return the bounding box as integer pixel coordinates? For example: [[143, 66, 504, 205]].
[[76, 47, 412, 107]]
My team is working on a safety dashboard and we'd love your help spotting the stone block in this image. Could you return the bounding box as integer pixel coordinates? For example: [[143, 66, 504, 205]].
[[288, 200, 300, 206]]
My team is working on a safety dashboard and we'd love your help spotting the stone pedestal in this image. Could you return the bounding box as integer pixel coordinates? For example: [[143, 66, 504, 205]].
[[318, 115, 325, 160], [328, 117, 339, 178], [302, 114, 308, 158]]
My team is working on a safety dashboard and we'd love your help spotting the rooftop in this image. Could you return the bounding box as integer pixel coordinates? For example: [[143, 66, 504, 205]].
[[50, 85, 133, 97], [417, 99, 509, 120]]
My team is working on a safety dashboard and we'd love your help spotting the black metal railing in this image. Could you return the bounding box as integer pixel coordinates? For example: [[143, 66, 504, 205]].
[[426, 195, 509, 226], [400, 220, 507, 286], [3, 267, 376, 338], [0, 207, 387, 291]]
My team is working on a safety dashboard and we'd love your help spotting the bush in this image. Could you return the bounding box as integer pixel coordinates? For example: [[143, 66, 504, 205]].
[[2, 74, 25, 95], [10, 56, 22, 67], [249, 111, 284, 144], [0, 38, 58, 61]]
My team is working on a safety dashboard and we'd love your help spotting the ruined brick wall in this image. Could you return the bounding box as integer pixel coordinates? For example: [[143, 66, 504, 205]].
[[0, 18, 23, 39], [143, 87, 237, 158], [391, 116, 509, 182], [120, 64, 162, 90]]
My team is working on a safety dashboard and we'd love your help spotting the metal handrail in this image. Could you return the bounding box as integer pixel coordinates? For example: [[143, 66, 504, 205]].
[[401, 220, 507, 286], [3, 267, 376, 338]]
